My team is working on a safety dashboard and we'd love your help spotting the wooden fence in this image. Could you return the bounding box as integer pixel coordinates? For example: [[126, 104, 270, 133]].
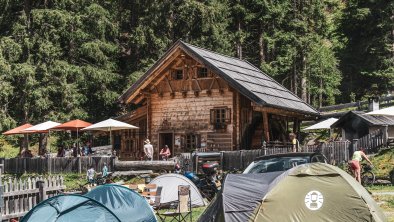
[[1, 157, 115, 174], [353, 129, 385, 153], [304, 141, 351, 165], [1, 176, 65, 221], [218, 141, 352, 171]]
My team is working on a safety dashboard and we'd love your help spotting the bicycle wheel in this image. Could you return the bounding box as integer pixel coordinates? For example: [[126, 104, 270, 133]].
[[361, 171, 375, 186]]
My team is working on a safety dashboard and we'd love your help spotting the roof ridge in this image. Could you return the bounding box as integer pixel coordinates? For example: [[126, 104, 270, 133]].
[[181, 41, 248, 63]]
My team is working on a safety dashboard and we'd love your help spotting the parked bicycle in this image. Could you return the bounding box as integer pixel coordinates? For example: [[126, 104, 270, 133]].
[[347, 163, 375, 186], [360, 163, 375, 186]]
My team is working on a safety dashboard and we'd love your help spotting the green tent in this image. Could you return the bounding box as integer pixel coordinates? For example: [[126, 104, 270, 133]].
[[21, 194, 121, 222], [85, 184, 157, 222], [199, 163, 386, 222]]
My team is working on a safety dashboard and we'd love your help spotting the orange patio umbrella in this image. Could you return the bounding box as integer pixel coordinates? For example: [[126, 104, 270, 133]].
[[51, 119, 92, 148], [2, 123, 33, 135], [51, 119, 92, 131], [2, 123, 34, 151]]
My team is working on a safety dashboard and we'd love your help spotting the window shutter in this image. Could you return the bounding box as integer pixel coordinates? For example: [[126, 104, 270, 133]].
[[210, 109, 215, 124], [225, 108, 231, 123]]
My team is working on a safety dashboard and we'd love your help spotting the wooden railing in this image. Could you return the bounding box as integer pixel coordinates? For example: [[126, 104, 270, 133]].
[[1, 176, 65, 221], [1, 157, 115, 174]]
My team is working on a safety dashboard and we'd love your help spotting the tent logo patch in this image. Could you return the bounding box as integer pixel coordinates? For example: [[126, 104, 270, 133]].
[[304, 190, 324, 210]]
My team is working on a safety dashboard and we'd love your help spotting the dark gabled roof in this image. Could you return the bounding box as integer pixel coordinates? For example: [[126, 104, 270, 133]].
[[119, 40, 319, 116], [331, 111, 394, 127]]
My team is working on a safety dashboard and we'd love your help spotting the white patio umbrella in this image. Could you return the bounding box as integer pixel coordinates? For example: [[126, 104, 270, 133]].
[[304, 118, 338, 131], [81, 118, 138, 149], [23, 121, 61, 154], [364, 106, 394, 116]]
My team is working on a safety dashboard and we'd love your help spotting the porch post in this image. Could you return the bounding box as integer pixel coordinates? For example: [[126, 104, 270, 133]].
[[262, 111, 270, 142]]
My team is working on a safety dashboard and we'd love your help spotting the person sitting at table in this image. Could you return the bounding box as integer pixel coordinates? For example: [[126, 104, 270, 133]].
[[159, 145, 171, 160]]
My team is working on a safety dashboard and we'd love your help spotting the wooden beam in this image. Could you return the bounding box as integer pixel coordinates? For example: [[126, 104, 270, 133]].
[[164, 76, 174, 93], [193, 79, 202, 91], [252, 105, 306, 119], [262, 111, 270, 142], [208, 77, 216, 90]]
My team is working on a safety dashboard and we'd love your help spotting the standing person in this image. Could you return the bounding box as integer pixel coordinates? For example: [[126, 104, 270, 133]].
[[87, 142, 93, 155], [87, 165, 96, 186], [83, 143, 89, 156], [72, 144, 81, 157], [289, 133, 299, 152], [349, 148, 373, 183], [57, 145, 65, 157], [159, 145, 171, 160], [102, 162, 108, 178], [143, 139, 153, 161]]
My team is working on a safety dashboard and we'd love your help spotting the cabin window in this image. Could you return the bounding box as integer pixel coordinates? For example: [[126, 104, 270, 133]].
[[210, 108, 231, 129], [197, 67, 208, 78], [172, 69, 183, 80], [185, 134, 201, 152]]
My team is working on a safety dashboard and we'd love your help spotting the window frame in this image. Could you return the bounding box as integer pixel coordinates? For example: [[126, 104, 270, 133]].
[[197, 67, 208, 78], [172, 69, 183, 80], [210, 107, 231, 129]]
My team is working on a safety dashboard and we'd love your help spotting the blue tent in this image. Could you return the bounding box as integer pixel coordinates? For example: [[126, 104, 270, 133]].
[[85, 184, 157, 222], [21, 194, 121, 222]]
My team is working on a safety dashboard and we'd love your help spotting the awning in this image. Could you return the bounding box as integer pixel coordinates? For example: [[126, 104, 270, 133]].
[[365, 106, 394, 116], [304, 118, 338, 131]]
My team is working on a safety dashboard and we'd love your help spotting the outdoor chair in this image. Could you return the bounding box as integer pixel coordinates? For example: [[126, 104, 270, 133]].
[[156, 185, 192, 222], [144, 184, 157, 191]]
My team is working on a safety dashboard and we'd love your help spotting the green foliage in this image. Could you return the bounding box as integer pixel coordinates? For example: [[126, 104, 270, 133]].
[[370, 148, 394, 179]]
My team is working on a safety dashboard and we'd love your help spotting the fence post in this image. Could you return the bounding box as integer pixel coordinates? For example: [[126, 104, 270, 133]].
[[262, 141, 267, 156], [37, 180, 47, 202], [382, 125, 388, 147], [220, 151, 224, 171], [239, 150, 243, 170], [352, 139, 358, 154], [78, 157, 82, 174]]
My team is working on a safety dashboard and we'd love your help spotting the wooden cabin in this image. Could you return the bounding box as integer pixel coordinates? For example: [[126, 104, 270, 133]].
[[117, 40, 318, 160], [331, 111, 394, 141]]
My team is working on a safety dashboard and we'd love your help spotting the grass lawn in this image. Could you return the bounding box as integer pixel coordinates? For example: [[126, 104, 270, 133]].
[[156, 206, 206, 222], [368, 186, 394, 221]]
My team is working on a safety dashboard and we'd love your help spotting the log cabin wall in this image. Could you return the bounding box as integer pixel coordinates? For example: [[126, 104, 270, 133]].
[[150, 88, 234, 157]]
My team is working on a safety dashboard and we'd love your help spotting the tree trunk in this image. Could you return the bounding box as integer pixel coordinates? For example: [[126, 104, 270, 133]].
[[259, 29, 265, 65], [38, 133, 48, 155], [300, 54, 307, 102], [236, 20, 242, 59], [293, 59, 297, 95], [319, 78, 323, 108], [115, 160, 174, 171]]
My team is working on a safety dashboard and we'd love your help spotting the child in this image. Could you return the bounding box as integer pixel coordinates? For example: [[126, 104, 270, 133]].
[[102, 162, 108, 178], [87, 165, 95, 186]]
